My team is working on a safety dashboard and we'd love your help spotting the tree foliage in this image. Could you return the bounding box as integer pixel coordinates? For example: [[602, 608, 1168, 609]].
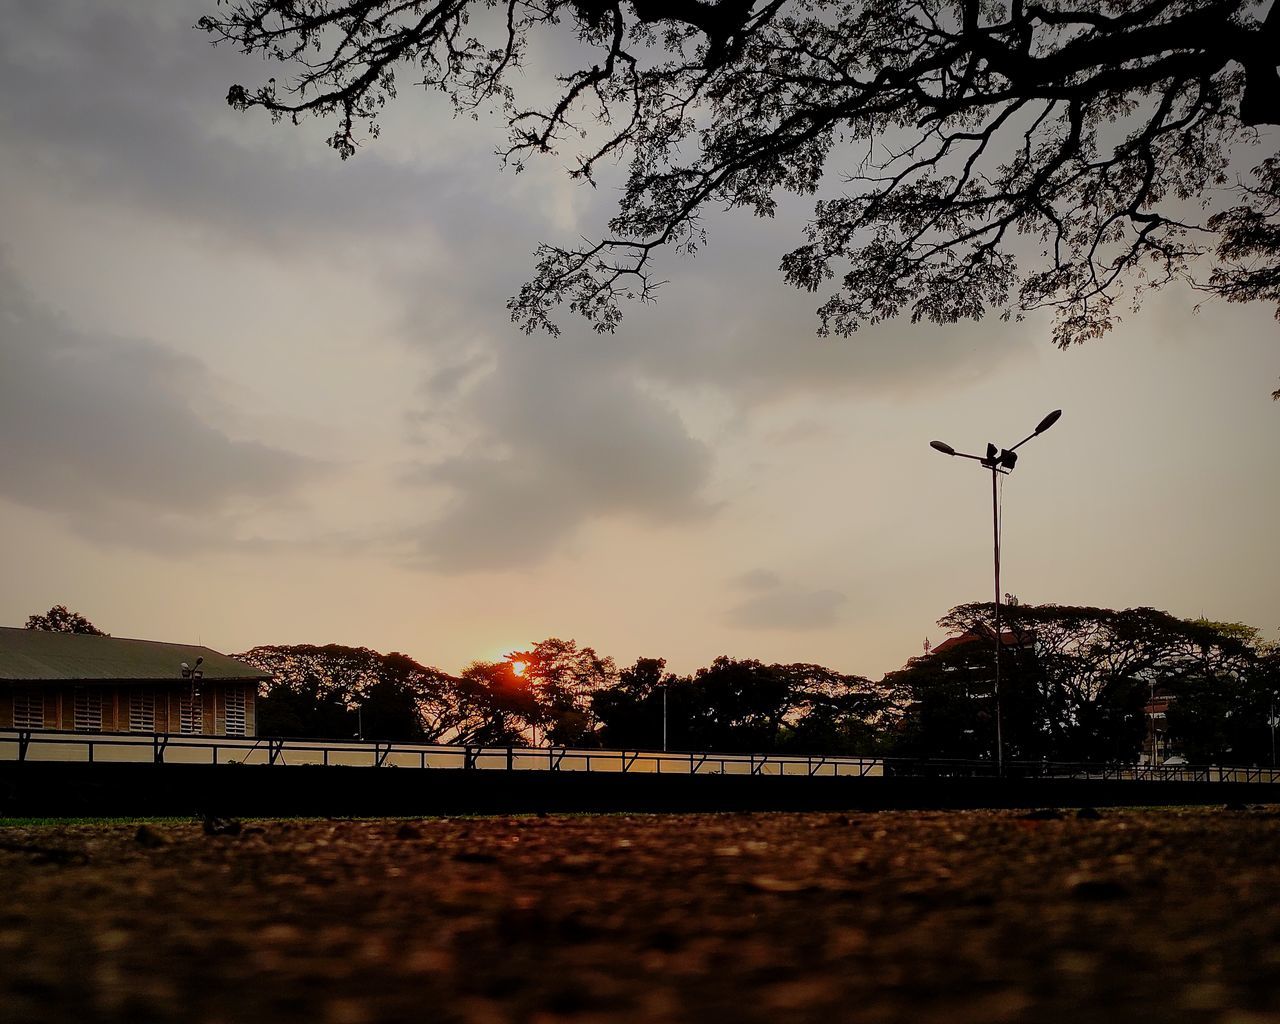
[[593, 654, 882, 753], [238, 643, 464, 740], [231, 618, 1274, 763], [25, 605, 107, 635], [509, 637, 619, 745], [454, 658, 542, 746], [201, 1, 1280, 392], [890, 601, 1274, 762]]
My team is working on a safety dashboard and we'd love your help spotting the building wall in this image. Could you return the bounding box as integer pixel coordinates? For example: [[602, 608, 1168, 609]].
[[2, 683, 258, 737]]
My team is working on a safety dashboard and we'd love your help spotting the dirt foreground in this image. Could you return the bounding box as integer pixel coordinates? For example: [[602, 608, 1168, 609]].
[[2, 807, 1280, 1023]]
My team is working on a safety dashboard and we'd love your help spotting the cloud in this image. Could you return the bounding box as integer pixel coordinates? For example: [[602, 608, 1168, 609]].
[[0, 1, 516, 258], [408, 344, 714, 571], [0, 265, 318, 550], [731, 568, 782, 591], [726, 583, 848, 631], [0, 0, 1042, 580]]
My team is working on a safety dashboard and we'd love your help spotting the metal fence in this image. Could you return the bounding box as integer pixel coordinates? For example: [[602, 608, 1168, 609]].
[[0, 728, 884, 777], [2, 728, 1278, 784]]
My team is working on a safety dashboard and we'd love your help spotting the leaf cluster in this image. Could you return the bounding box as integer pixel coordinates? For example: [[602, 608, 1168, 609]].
[[203, 1, 1280, 392]]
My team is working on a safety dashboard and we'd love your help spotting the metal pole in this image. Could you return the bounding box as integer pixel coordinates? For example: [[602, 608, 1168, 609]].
[[991, 465, 1003, 776], [662, 684, 668, 753], [1152, 679, 1158, 766], [1271, 696, 1276, 768]]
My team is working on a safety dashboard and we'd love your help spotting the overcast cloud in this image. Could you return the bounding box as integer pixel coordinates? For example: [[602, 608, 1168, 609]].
[[0, 263, 317, 550]]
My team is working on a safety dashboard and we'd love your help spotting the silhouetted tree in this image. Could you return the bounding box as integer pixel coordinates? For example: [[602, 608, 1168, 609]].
[[256, 674, 355, 739], [513, 638, 618, 745], [774, 663, 888, 756], [454, 660, 539, 746], [885, 629, 1047, 761], [686, 657, 792, 751], [25, 605, 106, 635], [1162, 619, 1269, 763], [899, 602, 1273, 763], [203, 2, 1280, 394], [592, 656, 661, 749], [238, 643, 463, 741], [595, 655, 883, 753]]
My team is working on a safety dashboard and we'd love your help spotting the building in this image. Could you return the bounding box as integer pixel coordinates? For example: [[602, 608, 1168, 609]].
[[927, 628, 1031, 660], [1140, 686, 1179, 765], [0, 627, 263, 737]]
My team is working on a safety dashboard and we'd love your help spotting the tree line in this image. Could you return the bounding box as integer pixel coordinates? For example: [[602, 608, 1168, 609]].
[[236, 638, 885, 757], [237, 604, 1277, 765], [891, 602, 1279, 765], [23, 602, 1279, 764]]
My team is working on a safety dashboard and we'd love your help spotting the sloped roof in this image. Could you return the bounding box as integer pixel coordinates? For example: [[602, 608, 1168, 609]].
[[0, 627, 264, 683], [930, 630, 1028, 656]]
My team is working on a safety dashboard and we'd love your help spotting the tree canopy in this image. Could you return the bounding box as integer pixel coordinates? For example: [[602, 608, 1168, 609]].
[[238, 642, 464, 740], [230, 610, 1274, 763], [202, 1, 1280, 393], [25, 605, 107, 635], [889, 601, 1276, 762]]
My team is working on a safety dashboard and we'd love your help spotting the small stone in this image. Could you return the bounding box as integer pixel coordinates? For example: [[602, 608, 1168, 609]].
[[203, 815, 242, 837], [395, 823, 422, 840], [134, 824, 167, 848], [1076, 807, 1102, 820], [1068, 876, 1129, 901], [453, 851, 498, 864], [747, 875, 815, 894]]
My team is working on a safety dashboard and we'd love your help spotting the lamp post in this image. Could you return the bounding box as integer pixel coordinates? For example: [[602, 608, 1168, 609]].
[[1270, 693, 1276, 769], [662, 681, 669, 753], [930, 409, 1062, 776]]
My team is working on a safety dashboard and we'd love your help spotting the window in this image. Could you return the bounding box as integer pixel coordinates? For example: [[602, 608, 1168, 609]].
[[179, 694, 200, 735], [224, 688, 246, 737], [13, 690, 44, 730], [129, 691, 155, 733], [73, 689, 102, 732]]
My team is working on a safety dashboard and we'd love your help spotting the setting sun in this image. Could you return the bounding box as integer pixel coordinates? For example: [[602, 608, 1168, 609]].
[[510, 661, 527, 677]]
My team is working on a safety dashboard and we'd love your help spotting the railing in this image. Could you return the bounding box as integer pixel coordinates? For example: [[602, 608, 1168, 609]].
[[0, 728, 885, 778], [1, 729, 1277, 784], [879, 757, 1280, 784]]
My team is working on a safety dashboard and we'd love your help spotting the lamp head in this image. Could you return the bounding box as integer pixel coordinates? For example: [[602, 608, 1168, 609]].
[[1034, 409, 1062, 434], [929, 440, 955, 456]]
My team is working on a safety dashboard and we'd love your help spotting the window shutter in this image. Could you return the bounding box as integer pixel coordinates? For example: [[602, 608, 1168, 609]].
[[129, 691, 156, 732], [13, 690, 44, 729], [73, 689, 102, 732], [224, 688, 247, 737], [179, 694, 200, 735]]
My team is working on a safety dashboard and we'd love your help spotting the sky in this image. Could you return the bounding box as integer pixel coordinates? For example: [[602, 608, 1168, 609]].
[[0, 1, 1276, 680]]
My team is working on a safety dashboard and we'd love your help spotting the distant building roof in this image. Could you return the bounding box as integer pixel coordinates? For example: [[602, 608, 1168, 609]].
[[0, 627, 264, 684], [930, 630, 1028, 657]]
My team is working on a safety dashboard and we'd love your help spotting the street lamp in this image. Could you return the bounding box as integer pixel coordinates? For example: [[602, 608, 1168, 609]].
[[930, 409, 1062, 775]]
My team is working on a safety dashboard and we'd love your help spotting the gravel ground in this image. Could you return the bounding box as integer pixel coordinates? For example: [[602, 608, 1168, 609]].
[[2, 807, 1280, 1024]]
